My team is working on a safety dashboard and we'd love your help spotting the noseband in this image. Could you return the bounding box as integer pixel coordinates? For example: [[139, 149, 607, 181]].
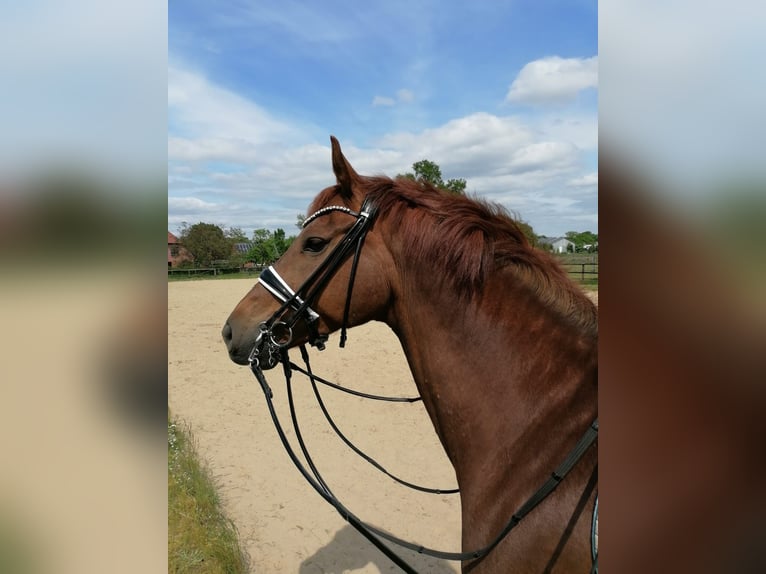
[[249, 197, 378, 369]]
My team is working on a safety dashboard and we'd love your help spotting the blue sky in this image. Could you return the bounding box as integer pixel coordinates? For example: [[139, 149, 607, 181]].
[[169, 0, 597, 238]]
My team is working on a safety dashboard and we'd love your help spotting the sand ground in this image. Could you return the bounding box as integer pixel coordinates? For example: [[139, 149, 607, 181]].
[[169, 278, 463, 573]]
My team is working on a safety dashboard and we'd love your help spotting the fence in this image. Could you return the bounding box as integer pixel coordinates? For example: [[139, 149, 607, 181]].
[[169, 262, 598, 285], [168, 266, 265, 278], [559, 262, 598, 284]]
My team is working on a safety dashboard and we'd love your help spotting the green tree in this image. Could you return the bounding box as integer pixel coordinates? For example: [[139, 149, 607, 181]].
[[272, 228, 289, 254], [224, 226, 249, 243], [223, 226, 250, 266], [296, 213, 306, 229], [411, 159, 443, 186], [246, 228, 295, 265], [513, 217, 539, 247], [397, 159, 467, 195], [179, 222, 231, 267], [443, 178, 468, 195], [247, 229, 272, 264], [397, 159, 542, 243]]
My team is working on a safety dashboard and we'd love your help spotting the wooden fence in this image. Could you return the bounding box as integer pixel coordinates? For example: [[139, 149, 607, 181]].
[[168, 266, 264, 278], [170, 262, 598, 284], [559, 262, 598, 284]]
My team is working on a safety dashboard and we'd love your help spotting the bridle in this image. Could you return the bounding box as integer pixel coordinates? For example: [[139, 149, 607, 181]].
[[247, 195, 599, 573], [248, 196, 377, 369]]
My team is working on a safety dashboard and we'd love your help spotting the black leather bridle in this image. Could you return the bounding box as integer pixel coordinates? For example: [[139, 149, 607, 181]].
[[247, 195, 599, 573], [248, 196, 378, 369]]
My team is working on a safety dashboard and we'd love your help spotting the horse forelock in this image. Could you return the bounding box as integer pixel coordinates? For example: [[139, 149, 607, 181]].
[[307, 175, 596, 333]]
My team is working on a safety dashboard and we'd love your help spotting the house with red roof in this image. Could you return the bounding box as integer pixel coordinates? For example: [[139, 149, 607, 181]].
[[168, 232, 193, 268]]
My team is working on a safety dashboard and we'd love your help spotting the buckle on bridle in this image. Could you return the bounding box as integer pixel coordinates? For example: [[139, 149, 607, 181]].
[[248, 321, 294, 369]]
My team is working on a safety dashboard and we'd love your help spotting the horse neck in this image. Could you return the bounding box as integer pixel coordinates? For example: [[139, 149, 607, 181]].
[[386, 260, 598, 511]]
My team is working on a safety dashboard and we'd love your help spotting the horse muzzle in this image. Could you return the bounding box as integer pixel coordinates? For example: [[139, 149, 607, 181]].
[[222, 319, 283, 368], [246, 321, 293, 370]]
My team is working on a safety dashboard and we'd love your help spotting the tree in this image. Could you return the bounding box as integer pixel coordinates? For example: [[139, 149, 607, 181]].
[[397, 159, 540, 244], [397, 159, 467, 195], [396, 159, 538, 246], [224, 226, 249, 243], [296, 213, 306, 229], [245, 228, 295, 265], [271, 228, 289, 256], [411, 159, 443, 186], [513, 217, 539, 247], [443, 178, 468, 195], [247, 229, 273, 264], [222, 226, 251, 266], [179, 222, 231, 266]]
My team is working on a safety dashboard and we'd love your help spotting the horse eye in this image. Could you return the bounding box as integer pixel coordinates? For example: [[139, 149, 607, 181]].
[[303, 236, 329, 253]]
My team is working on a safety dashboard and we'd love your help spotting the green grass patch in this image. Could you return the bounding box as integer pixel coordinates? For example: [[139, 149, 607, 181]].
[[575, 279, 599, 289], [168, 412, 249, 574]]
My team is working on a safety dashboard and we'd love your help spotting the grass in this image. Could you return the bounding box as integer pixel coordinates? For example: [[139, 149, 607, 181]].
[[168, 412, 249, 574]]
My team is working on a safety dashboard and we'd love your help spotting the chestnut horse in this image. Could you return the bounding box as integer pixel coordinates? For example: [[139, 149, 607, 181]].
[[223, 137, 598, 573]]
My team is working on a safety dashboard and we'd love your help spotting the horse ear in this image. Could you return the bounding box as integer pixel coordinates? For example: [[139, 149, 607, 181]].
[[330, 135, 360, 197]]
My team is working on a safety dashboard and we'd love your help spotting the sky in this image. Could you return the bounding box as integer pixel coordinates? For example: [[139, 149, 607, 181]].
[[168, 0, 598, 239]]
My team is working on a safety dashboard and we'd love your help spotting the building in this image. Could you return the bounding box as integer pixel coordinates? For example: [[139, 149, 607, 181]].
[[232, 242, 253, 256], [538, 236, 575, 254], [168, 232, 193, 268]]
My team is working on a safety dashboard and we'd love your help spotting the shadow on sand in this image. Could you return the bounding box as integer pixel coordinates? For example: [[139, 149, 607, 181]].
[[299, 524, 459, 574]]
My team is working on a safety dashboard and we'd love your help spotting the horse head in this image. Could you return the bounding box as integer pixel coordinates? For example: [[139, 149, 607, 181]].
[[223, 137, 395, 366]]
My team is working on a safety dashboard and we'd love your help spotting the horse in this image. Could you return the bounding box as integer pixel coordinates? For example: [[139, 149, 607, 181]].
[[223, 136, 598, 573]]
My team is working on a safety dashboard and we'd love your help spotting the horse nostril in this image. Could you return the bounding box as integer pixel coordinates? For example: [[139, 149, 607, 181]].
[[222, 322, 233, 345]]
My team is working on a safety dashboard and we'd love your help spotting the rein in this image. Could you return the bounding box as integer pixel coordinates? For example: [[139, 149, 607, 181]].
[[252, 355, 597, 570], [247, 196, 599, 571], [293, 345, 459, 495]]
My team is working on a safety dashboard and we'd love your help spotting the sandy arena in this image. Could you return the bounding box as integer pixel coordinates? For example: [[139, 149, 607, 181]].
[[169, 278, 597, 573], [169, 278, 463, 573]]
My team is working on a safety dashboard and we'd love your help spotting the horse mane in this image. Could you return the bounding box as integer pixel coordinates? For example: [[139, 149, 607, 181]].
[[310, 175, 596, 332]]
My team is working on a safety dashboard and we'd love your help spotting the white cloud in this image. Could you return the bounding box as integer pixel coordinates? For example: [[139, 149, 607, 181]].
[[168, 196, 222, 213], [371, 88, 415, 107], [377, 113, 573, 179], [396, 88, 414, 102], [506, 56, 598, 105], [534, 114, 598, 151], [372, 95, 396, 107], [568, 173, 598, 187], [168, 63, 596, 236], [510, 142, 579, 172], [168, 63, 302, 147], [167, 196, 230, 230]]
